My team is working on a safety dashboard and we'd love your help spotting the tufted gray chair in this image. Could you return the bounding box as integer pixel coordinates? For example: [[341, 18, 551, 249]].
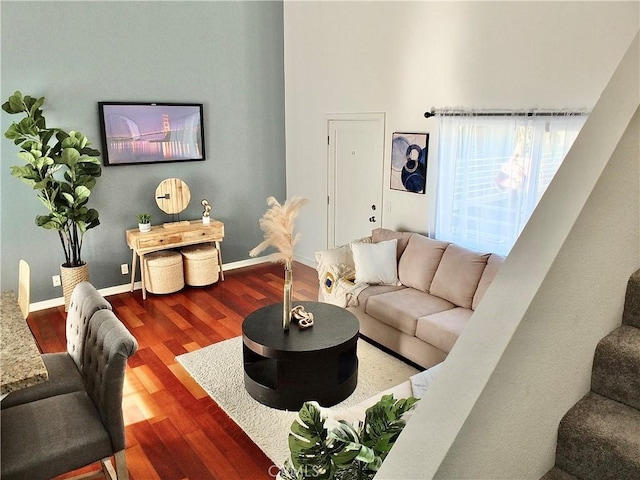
[[1, 308, 138, 480], [1, 281, 112, 409]]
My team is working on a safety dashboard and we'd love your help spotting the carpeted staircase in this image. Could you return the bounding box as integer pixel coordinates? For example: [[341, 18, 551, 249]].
[[541, 269, 640, 480]]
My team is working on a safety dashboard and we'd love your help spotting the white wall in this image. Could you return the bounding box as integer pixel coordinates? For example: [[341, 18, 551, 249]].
[[284, 1, 639, 264], [285, 2, 640, 477], [377, 32, 639, 478]]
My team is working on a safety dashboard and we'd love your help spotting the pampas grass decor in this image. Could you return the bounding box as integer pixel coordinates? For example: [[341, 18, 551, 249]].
[[250, 196, 308, 331], [249, 196, 308, 268]]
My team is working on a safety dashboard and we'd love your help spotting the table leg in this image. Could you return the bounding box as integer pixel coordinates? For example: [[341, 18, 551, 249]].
[[139, 253, 147, 300], [130, 250, 137, 292], [215, 241, 224, 281]]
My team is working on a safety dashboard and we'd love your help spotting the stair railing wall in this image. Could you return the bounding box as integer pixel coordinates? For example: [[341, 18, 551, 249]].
[[377, 32, 640, 479]]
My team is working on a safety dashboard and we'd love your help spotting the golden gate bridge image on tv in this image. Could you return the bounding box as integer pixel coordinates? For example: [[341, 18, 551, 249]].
[[105, 112, 202, 163]]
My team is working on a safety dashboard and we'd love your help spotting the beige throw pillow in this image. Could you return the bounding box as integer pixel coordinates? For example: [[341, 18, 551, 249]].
[[398, 234, 450, 292], [352, 239, 400, 285], [429, 244, 490, 308], [472, 253, 504, 309], [372, 228, 414, 259]]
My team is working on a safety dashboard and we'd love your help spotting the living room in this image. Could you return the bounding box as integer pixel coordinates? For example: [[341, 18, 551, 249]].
[[1, 1, 639, 479]]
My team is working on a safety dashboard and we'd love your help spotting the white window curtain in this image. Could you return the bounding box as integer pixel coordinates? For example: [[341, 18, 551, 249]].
[[433, 112, 587, 256]]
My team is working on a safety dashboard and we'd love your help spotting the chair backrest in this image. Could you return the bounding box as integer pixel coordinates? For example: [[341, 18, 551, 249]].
[[66, 282, 112, 371], [17, 259, 30, 319], [82, 309, 138, 452]]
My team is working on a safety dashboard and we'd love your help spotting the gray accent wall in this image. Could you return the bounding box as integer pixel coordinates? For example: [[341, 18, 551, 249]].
[[1, 1, 286, 302]]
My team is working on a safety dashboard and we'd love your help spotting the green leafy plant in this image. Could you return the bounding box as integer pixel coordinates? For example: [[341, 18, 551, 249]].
[[137, 213, 151, 224], [281, 394, 419, 480], [2, 91, 102, 267]]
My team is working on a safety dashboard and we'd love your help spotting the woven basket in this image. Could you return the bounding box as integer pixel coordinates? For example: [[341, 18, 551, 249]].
[[61, 263, 89, 312], [143, 251, 184, 294], [181, 245, 220, 286]]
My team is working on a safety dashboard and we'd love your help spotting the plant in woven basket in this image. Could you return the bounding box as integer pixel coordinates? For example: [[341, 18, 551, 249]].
[[280, 394, 419, 480], [2, 91, 101, 268], [249, 196, 308, 331]]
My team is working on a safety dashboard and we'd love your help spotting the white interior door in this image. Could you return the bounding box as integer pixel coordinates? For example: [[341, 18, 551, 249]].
[[328, 113, 385, 248]]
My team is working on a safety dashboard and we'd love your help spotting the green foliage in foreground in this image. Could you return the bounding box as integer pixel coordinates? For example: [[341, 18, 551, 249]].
[[281, 394, 419, 480]]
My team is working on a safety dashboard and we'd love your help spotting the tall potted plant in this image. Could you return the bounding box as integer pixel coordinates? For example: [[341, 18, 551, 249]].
[[2, 91, 102, 310]]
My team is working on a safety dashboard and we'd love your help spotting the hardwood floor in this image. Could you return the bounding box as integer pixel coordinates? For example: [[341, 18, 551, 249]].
[[27, 261, 320, 480]]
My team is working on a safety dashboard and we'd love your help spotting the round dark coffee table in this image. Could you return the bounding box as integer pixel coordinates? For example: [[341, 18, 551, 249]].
[[242, 301, 359, 410]]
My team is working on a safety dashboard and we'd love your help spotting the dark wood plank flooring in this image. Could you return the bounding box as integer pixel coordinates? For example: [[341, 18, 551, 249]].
[[27, 261, 319, 480]]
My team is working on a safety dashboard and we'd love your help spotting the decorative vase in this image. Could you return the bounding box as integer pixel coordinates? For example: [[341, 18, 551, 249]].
[[283, 264, 293, 332], [139, 222, 151, 232], [60, 262, 89, 312]]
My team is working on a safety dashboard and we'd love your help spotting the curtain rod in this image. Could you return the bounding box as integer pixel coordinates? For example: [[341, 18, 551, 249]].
[[424, 109, 589, 119]]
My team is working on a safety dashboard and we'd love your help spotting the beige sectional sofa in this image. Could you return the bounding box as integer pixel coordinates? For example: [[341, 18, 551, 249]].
[[316, 228, 503, 369]]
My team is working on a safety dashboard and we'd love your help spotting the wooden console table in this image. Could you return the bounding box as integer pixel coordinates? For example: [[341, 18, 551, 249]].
[[126, 219, 225, 299]]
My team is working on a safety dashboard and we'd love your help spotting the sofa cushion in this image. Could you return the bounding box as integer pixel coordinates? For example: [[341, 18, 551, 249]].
[[416, 307, 474, 353], [366, 288, 455, 336], [429, 245, 490, 309], [356, 284, 407, 309], [472, 253, 504, 309], [352, 239, 400, 285], [398, 234, 450, 293], [372, 228, 414, 259]]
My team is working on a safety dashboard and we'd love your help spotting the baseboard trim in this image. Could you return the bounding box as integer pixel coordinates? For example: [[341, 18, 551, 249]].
[[294, 254, 315, 268], [29, 258, 275, 313]]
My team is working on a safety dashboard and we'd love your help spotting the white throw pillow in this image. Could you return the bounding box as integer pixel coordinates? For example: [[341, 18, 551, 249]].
[[352, 239, 400, 285], [315, 244, 355, 272], [314, 237, 373, 280], [410, 362, 443, 398]]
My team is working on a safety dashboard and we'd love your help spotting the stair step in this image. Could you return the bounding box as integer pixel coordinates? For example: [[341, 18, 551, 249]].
[[556, 392, 640, 480], [539, 466, 580, 480], [623, 268, 640, 328], [592, 325, 640, 410]]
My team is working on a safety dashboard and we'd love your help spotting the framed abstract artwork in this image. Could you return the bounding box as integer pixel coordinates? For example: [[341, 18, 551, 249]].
[[390, 132, 429, 194]]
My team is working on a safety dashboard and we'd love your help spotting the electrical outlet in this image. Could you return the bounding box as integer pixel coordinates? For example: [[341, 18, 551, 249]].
[[121, 264, 129, 275], [52, 275, 61, 287]]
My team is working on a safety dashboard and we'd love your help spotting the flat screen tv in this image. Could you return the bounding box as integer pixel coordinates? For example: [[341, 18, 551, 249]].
[[98, 102, 205, 166]]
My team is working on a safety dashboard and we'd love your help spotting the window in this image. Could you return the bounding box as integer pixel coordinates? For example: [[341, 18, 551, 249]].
[[433, 114, 586, 256]]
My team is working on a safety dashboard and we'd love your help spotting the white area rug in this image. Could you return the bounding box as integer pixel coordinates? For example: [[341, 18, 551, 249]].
[[176, 336, 419, 466]]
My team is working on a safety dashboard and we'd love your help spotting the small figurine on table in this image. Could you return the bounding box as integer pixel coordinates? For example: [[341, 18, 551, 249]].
[[202, 199, 211, 224]]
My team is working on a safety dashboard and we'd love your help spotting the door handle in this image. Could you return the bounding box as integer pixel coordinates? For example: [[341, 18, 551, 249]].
[[369, 216, 376, 223]]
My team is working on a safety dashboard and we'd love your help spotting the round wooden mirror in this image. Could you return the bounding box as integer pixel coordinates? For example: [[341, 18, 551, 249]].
[[155, 178, 191, 215]]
